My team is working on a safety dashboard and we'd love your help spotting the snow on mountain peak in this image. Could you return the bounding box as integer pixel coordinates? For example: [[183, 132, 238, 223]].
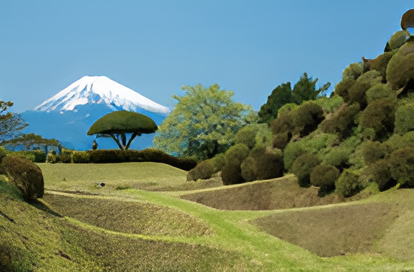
[[34, 76, 170, 114]]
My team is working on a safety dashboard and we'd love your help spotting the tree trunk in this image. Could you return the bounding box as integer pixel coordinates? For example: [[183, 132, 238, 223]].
[[110, 133, 124, 150]]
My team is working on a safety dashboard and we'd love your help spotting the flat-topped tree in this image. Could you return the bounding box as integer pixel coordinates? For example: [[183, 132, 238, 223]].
[[87, 111, 157, 150]]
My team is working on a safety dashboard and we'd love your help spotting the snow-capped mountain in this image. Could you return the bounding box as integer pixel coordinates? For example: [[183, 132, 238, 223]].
[[35, 76, 170, 114], [21, 76, 170, 151]]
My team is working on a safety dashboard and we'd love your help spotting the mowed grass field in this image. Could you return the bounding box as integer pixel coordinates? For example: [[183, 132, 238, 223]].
[[2, 162, 414, 271]]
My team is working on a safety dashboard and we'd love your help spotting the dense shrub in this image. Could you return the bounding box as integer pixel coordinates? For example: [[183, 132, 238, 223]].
[[387, 42, 414, 90], [334, 79, 355, 102], [272, 132, 290, 150], [368, 159, 395, 191], [283, 142, 307, 172], [187, 160, 215, 181], [224, 144, 249, 166], [348, 71, 382, 109], [0, 156, 44, 201], [270, 112, 295, 135], [385, 131, 414, 152], [360, 98, 396, 140], [240, 147, 283, 182], [310, 164, 339, 191], [254, 124, 274, 148], [9, 150, 47, 163], [394, 103, 414, 134], [313, 95, 343, 113], [59, 150, 72, 163], [291, 152, 320, 187], [342, 62, 364, 81], [73, 151, 91, 163], [366, 84, 394, 104], [221, 164, 244, 185], [235, 125, 257, 149], [366, 52, 394, 78], [322, 146, 352, 170], [319, 103, 360, 138], [362, 141, 386, 165], [389, 147, 414, 187], [277, 103, 298, 117], [46, 150, 57, 164], [293, 102, 324, 137], [210, 153, 226, 173], [388, 30, 411, 51], [335, 170, 363, 197]]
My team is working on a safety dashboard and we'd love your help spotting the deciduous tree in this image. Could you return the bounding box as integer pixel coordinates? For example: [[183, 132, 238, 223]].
[[0, 101, 28, 145]]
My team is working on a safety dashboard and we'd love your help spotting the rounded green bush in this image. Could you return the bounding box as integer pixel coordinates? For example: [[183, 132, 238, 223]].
[[221, 164, 244, 185], [319, 103, 360, 139], [366, 84, 394, 104], [310, 164, 339, 188], [368, 159, 395, 191], [385, 131, 414, 152], [270, 112, 295, 135], [293, 102, 324, 137], [72, 151, 91, 163], [0, 156, 44, 201], [225, 144, 250, 166], [335, 170, 362, 197], [210, 153, 226, 173], [240, 156, 257, 182], [386, 42, 414, 90], [235, 125, 257, 149], [342, 62, 364, 81], [389, 147, 414, 187], [348, 70, 382, 109], [283, 142, 307, 172], [334, 79, 355, 102], [187, 160, 215, 181], [388, 30, 411, 51], [362, 141, 386, 165], [59, 150, 72, 163], [272, 132, 290, 150], [46, 150, 57, 164], [367, 52, 394, 78], [360, 98, 396, 139], [277, 103, 298, 118], [394, 103, 414, 134], [241, 147, 284, 182], [291, 152, 320, 187]]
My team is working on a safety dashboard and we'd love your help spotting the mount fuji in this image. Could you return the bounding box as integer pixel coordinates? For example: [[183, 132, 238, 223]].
[[21, 76, 170, 151]]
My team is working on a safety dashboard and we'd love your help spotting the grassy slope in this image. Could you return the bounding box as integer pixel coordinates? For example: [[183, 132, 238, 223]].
[[3, 162, 414, 271]]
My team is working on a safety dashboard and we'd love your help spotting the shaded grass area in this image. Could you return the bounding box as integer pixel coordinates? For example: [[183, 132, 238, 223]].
[[253, 202, 399, 257], [44, 193, 213, 237], [181, 175, 343, 210], [134, 176, 223, 192]]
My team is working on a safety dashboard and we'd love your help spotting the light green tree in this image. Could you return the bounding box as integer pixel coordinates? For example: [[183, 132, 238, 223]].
[[153, 84, 257, 160]]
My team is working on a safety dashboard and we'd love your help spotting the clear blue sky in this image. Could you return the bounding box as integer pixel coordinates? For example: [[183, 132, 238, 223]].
[[0, 0, 411, 113]]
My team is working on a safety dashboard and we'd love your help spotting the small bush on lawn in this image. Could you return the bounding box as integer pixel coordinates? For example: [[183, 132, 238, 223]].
[[187, 160, 215, 181], [241, 147, 284, 182], [310, 165, 339, 195], [46, 150, 57, 164], [221, 164, 244, 185], [73, 151, 91, 163], [291, 152, 320, 187], [335, 170, 363, 197], [0, 156, 44, 201], [59, 150, 72, 163]]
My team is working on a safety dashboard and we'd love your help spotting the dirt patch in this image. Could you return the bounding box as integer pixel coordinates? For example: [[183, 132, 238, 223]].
[[44, 194, 212, 237], [181, 176, 343, 210], [253, 202, 399, 257]]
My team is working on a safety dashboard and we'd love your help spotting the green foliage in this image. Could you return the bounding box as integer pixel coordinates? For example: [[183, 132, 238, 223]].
[[4, 150, 47, 163], [235, 125, 257, 149], [362, 141, 386, 165], [221, 164, 244, 185], [333, 78, 355, 102], [283, 142, 307, 172], [154, 84, 256, 161], [272, 132, 290, 150], [388, 30, 411, 51], [225, 144, 250, 166], [293, 102, 324, 137], [389, 147, 414, 187], [1, 133, 62, 153], [360, 98, 396, 140], [313, 95, 343, 113], [394, 103, 414, 134], [73, 151, 91, 163], [0, 174, 23, 200], [46, 150, 57, 164], [368, 159, 395, 191], [240, 147, 283, 182], [187, 160, 215, 181], [367, 52, 394, 78], [59, 150, 72, 163], [348, 70, 382, 108], [310, 164, 339, 188], [291, 152, 320, 187], [88, 111, 158, 150], [258, 73, 329, 124], [254, 124, 273, 148], [342, 62, 364, 81], [270, 111, 295, 135], [277, 103, 298, 117], [0, 101, 28, 144], [366, 84, 394, 104], [210, 153, 226, 173], [319, 103, 360, 139], [0, 156, 44, 201], [386, 42, 414, 90], [335, 170, 363, 197], [322, 141, 355, 170]]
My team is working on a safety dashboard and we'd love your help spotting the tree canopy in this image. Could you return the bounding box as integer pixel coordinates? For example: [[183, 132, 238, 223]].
[[87, 111, 157, 150], [153, 84, 257, 160], [258, 73, 330, 124], [0, 101, 28, 145], [1, 133, 62, 152]]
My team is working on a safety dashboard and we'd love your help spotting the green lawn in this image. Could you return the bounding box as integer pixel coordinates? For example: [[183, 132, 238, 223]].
[[2, 162, 414, 271]]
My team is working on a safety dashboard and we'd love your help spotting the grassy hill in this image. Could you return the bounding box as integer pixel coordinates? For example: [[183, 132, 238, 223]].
[[2, 162, 414, 271]]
